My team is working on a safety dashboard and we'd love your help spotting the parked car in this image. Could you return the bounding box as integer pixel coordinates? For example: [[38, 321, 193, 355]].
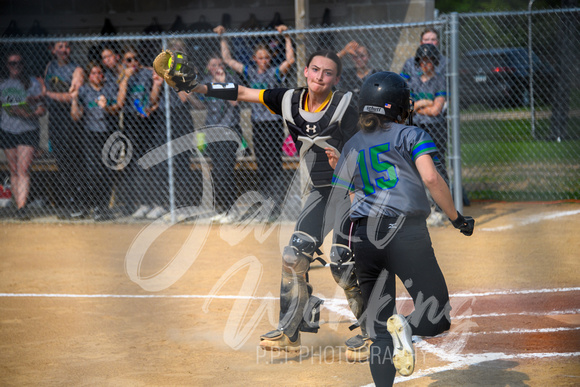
[[459, 47, 555, 108]]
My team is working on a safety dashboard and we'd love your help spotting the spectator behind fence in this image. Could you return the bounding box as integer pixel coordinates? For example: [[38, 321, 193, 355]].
[[100, 46, 125, 85], [265, 12, 288, 68], [0, 52, 46, 220], [70, 63, 120, 221], [337, 40, 378, 104], [116, 47, 165, 219], [41, 41, 86, 218], [231, 13, 262, 68], [194, 55, 243, 224], [214, 24, 295, 220], [406, 44, 449, 227], [400, 27, 447, 80]]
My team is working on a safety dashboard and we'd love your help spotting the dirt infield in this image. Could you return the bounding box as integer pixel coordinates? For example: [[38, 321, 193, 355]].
[[1, 201, 579, 386]]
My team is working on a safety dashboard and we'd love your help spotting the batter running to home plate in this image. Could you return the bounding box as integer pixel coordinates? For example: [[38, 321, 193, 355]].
[[153, 49, 370, 360], [328, 71, 475, 385]]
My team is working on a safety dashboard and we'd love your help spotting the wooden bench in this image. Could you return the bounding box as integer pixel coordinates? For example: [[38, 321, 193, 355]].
[[0, 155, 301, 173]]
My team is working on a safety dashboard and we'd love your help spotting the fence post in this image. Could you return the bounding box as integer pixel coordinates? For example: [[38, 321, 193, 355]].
[[529, 0, 536, 138], [162, 36, 176, 223], [450, 12, 463, 212], [295, 0, 309, 203]]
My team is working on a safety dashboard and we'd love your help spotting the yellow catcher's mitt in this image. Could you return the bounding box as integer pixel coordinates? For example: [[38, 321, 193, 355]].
[[153, 50, 198, 93]]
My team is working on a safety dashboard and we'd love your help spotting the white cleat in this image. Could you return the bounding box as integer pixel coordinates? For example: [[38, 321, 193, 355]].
[[387, 314, 415, 376]]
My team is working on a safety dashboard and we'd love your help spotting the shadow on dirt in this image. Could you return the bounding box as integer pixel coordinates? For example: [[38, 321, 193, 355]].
[[427, 359, 530, 386]]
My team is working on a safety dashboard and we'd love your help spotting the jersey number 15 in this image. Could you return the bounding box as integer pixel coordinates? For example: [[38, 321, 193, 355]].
[[357, 143, 399, 196]]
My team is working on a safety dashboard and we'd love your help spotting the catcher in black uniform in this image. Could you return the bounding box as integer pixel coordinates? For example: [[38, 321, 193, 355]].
[[154, 49, 370, 360], [328, 72, 475, 385]]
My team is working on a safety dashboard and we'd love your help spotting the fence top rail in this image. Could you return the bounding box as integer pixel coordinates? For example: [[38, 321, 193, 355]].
[[0, 20, 447, 43], [456, 7, 579, 18]]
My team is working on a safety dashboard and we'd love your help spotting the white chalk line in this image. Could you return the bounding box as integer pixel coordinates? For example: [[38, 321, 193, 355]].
[[383, 336, 580, 385], [1, 285, 577, 301], [410, 326, 580, 364], [0, 293, 280, 300], [2, 288, 577, 333], [453, 308, 580, 320], [0, 288, 577, 385], [479, 208, 580, 232], [462, 326, 580, 336], [414, 286, 580, 300], [415, 335, 580, 365], [1, 287, 577, 325]]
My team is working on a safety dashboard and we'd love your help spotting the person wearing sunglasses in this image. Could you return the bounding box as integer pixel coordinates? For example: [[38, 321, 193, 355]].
[[0, 52, 46, 220], [116, 47, 166, 219]]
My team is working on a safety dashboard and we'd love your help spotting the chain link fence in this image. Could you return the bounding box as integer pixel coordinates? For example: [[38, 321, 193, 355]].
[[0, 8, 578, 223], [456, 8, 580, 201]]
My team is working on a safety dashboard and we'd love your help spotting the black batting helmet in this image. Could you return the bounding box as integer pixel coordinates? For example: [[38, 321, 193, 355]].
[[358, 71, 411, 122], [414, 43, 440, 67]]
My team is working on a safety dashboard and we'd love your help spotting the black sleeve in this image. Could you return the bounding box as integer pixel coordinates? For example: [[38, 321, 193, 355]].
[[261, 88, 289, 116]]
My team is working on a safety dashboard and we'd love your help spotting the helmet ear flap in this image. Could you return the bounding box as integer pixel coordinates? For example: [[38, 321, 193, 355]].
[[398, 107, 409, 123], [396, 97, 412, 123]]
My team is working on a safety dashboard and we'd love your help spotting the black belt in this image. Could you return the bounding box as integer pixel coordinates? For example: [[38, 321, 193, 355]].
[[355, 215, 425, 227]]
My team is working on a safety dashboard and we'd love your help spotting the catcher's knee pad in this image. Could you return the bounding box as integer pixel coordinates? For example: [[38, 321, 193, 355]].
[[282, 232, 318, 275], [289, 231, 318, 258], [329, 244, 357, 289]]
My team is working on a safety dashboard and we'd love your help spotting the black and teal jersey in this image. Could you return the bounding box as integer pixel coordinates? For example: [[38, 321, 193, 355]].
[[243, 66, 284, 123], [332, 122, 438, 219]]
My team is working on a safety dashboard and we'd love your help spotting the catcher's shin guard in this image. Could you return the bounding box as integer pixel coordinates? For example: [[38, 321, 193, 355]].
[[329, 244, 364, 321], [330, 244, 370, 361], [299, 294, 324, 333], [278, 232, 318, 338]]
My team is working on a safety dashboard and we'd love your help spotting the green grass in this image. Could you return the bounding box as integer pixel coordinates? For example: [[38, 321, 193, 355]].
[[462, 140, 580, 165], [455, 116, 580, 200], [465, 190, 580, 201], [460, 117, 580, 144]]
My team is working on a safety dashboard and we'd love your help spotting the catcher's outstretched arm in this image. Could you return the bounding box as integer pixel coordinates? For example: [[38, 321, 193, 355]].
[[153, 49, 261, 103], [231, 85, 261, 103], [192, 82, 261, 104]]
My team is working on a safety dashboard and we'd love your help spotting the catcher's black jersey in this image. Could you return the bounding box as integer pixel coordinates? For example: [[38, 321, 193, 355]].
[[332, 122, 438, 219], [260, 87, 358, 186]]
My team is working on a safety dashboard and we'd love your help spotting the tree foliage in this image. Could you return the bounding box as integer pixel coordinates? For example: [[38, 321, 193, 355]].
[[436, 0, 564, 13]]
